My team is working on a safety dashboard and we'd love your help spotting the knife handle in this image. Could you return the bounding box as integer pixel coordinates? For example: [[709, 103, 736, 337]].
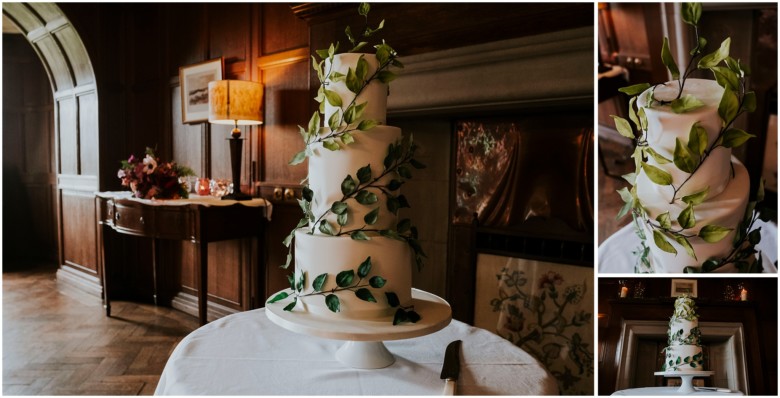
[[442, 379, 456, 395]]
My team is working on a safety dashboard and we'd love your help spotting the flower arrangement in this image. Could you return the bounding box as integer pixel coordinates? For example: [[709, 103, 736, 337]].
[[118, 147, 195, 199]]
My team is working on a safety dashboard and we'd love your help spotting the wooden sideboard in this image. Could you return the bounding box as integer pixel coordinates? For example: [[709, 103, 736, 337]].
[[96, 192, 269, 325]]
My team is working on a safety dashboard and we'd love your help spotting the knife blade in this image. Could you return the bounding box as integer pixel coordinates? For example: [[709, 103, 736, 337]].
[[440, 340, 461, 395]]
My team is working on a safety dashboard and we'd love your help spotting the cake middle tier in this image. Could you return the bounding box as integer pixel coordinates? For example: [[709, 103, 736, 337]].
[[309, 125, 402, 233], [294, 230, 413, 319], [638, 78, 731, 198], [668, 318, 701, 346]]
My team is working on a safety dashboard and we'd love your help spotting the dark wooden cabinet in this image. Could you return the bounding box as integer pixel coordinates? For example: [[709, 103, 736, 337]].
[[96, 193, 269, 325]]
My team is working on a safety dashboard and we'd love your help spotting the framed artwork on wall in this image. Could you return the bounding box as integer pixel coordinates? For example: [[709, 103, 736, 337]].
[[670, 279, 697, 297], [179, 57, 224, 124]]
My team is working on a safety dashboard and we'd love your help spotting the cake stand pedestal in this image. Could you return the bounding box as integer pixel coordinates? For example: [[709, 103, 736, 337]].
[[266, 288, 452, 369], [654, 371, 715, 394]]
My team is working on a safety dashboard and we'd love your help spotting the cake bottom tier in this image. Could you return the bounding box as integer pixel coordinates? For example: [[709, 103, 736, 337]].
[[293, 230, 413, 320], [664, 345, 704, 371], [638, 158, 750, 273]]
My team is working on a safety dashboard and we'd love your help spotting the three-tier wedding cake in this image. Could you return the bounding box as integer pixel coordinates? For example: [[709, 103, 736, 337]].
[[662, 295, 704, 371]]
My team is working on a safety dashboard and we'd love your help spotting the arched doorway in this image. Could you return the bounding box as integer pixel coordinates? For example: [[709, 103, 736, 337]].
[[3, 3, 101, 293]]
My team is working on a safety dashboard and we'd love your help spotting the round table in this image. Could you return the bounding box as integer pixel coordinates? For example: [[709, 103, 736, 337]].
[[612, 386, 744, 396], [154, 308, 558, 395], [599, 219, 778, 273]]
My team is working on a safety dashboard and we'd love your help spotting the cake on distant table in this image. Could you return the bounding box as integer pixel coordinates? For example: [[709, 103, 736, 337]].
[[662, 295, 704, 371]]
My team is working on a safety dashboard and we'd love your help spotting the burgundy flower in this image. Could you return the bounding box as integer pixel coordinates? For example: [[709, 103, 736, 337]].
[[538, 271, 564, 289]]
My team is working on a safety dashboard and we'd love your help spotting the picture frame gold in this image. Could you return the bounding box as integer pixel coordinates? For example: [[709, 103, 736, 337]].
[[670, 279, 698, 297], [179, 57, 224, 124]]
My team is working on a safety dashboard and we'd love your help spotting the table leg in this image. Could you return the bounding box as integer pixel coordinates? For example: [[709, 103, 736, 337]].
[[198, 240, 208, 325], [100, 224, 111, 317], [152, 238, 158, 306]]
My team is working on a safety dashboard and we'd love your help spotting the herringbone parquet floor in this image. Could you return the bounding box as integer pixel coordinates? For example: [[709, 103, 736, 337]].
[[3, 261, 199, 395]]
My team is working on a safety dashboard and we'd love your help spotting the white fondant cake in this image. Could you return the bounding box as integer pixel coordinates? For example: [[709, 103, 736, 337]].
[[634, 79, 751, 272], [663, 295, 704, 371], [288, 52, 414, 320]]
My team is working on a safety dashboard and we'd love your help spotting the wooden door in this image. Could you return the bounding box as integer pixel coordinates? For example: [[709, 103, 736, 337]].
[[2, 33, 57, 264]]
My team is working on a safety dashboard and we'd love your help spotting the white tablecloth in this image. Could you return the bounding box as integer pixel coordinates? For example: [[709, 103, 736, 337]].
[[155, 308, 558, 395], [599, 219, 778, 273], [612, 387, 743, 395], [97, 191, 273, 220]]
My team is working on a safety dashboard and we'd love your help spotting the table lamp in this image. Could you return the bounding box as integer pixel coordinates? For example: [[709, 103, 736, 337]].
[[208, 79, 263, 200]]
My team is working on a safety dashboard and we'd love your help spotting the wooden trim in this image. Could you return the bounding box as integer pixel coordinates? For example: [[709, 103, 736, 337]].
[[257, 47, 309, 70]]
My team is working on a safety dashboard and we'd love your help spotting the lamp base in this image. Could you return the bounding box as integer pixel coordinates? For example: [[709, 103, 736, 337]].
[[222, 192, 252, 201]]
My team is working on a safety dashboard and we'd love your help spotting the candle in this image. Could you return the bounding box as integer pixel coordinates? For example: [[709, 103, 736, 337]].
[[197, 178, 211, 196], [740, 289, 748, 301], [620, 286, 628, 298]]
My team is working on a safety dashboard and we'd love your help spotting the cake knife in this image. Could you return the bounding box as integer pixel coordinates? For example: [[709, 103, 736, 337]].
[[440, 340, 462, 395]]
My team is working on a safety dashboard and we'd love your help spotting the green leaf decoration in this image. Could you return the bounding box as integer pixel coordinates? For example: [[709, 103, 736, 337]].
[[376, 44, 390, 65], [396, 218, 411, 233], [386, 196, 400, 214], [699, 225, 732, 243], [661, 37, 680, 80], [407, 310, 421, 323], [698, 37, 730, 69], [757, 178, 765, 202], [616, 201, 633, 220], [741, 91, 756, 113], [356, 190, 378, 205], [357, 256, 372, 278], [748, 228, 762, 245], [302, 187, 314, 202], [324, 89, 342, 108], [287, 274, 295, 290], [397, 165, 412, 179], [357, 164, 372, 184], [691, 36, 707, 56], [350, 230, 369, 241], [711, 66, 739, 91], [681, 3, 702, 25], [642, 162, 673, 186], [718, 86, 739, 123], [331, 201, 348, 215], [677, 203, 696, 229], [676, 356, 682, 365], [358, 119, 378, 131], [687, 123, 708, 156], [283, 230, 295, 248], [656, 212, 672, 229], [377, 71, 397, 84], [611, 115, 635, 139], [289, 150, 307, 165], [409, 159, 426, 169], [671, 94, 705, 114], [674, 235, 697, 260], [358, 2, 370, 16], [315, 48, 329, 60], [341, 175, 357, 195], [307, 111, 320, 135], [721, 128, 754, 148], [682, 186, 709, 205], [319, 220, 335, 235], [352, 102, 368, 121], [646, 147, 671, 164], [336, 270, 355, 288], [385, 292, 400, 307], [350, 42, 368, 53], [653, 230, 678, 255], [283, 297, 297, 312], [381, 229, 404, 242], [323, 139, 340, 151], [369, 276, 386, 288], [618, 83, 651, 96], [343, 104, 356, 125], [387, 179, 403, 191], [296, 272, 305, 292], [355, 55, 369, 81], [337, 212, 348, 226], [344, 25, 355, 45], [392, 308, 408, 325], [674, 137, 700, 173], [355, 288, 377, 303], [268, 291, 289, 304], [364, 207, 380, 225], [341, 132, 355, 145], [346, 67, 361, 94], [325, 294, 340, 312], [690, 362, 697, 368], [397, 194, 411, 209], [328, 109, 341, 131], [627, 96, 640, 130], [312, 273, 327, 292]]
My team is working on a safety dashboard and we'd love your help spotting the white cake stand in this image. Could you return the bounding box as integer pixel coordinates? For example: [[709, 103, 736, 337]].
[[654, 371, 716, 394], [266, 288, 452, 369]]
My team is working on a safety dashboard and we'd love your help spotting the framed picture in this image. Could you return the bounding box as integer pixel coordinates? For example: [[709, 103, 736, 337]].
[[670, 279, 697, 297], [179, 57, 224, 123]]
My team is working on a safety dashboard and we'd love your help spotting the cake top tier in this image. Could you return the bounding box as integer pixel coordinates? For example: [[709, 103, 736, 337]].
[[637, 78, 724, 111], [672, 295, 699, 321]]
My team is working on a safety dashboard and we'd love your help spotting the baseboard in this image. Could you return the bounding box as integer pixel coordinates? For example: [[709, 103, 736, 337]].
[[171, 292, 238, 322], [56, 265, 102, 298]]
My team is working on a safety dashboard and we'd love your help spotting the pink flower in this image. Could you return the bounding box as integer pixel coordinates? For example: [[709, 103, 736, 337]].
[[142, 154, 157, 174]]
